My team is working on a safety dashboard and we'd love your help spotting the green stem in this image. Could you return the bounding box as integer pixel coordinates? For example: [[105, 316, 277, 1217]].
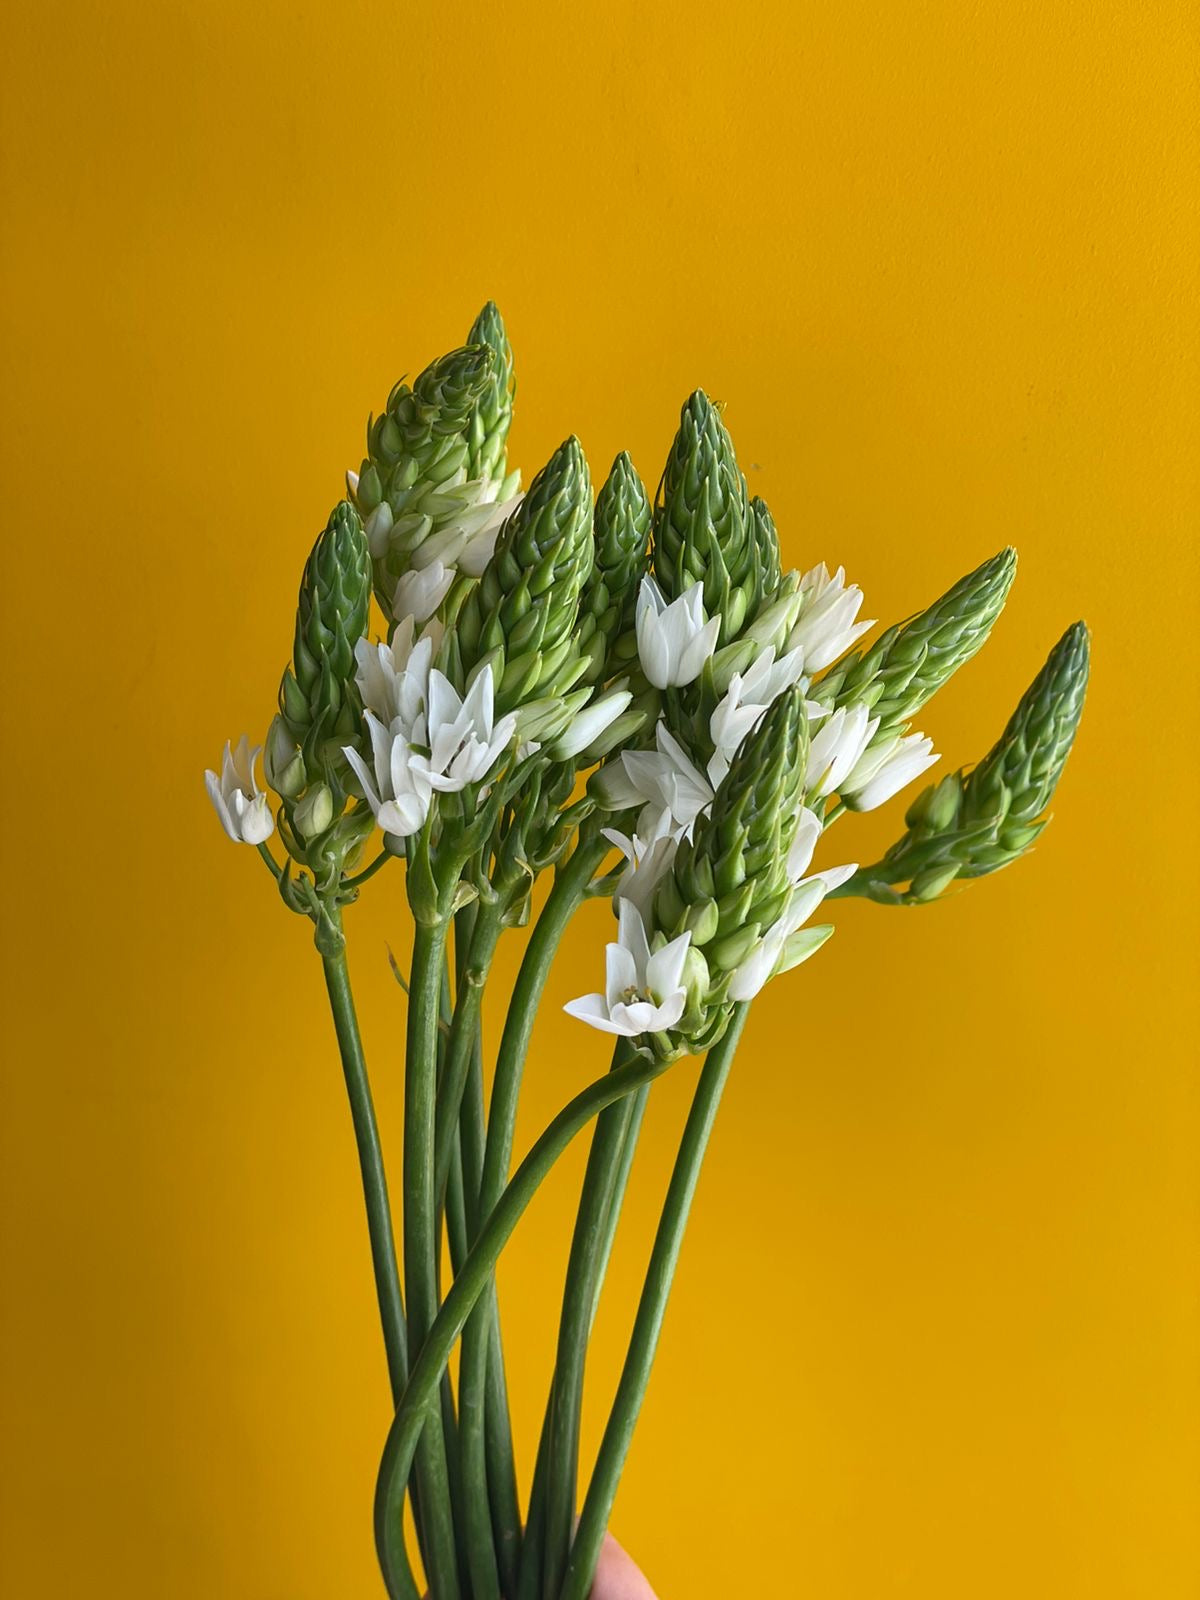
[[319, 937, 408, 1401], [456, 833, 609, 1596], [343, 847, 393, 890], [404, 917, 463, 1600], [559, 1005, 750, 1600], [516, 1082, 648, 1600], [374, 1049, 672, 1597], [540, 1042, 638, 1600], [256, 840, 283, 880]]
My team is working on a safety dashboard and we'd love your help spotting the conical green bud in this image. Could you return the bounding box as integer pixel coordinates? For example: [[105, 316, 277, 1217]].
[[656, 690, 809, 982], [652, 390, 757, 643], [960, 619, 1090, 852], [354, 344, 497, 607], [836, 621, 1090, 905], [464, 301, 516, 492], [750, 496, 782, 597], [578, 452, 651, 684], [455, 437, 594, 713], [813, 548, 1017, 729], [278, 500, 371, 774]]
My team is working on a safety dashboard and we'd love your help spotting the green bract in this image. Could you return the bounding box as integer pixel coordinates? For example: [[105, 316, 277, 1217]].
[[841, 620, 1090, 904], [355, 344, 497, 607], [813, 547, 1017, 728], [278, 499, 371, 778], [465, 300, 517, 493], [652, 390, 758, 643], [455, 436, 594, 715], [654, 689, 809, 1045], [578, 452, 652, 686]]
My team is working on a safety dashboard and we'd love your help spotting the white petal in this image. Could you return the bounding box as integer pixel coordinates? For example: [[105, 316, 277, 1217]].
[[564, 993, 639, 1036], [645, 930, 692, 1001]]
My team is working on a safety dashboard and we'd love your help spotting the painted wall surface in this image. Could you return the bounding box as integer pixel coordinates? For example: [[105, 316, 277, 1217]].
[[1, 3, 1196, 1596]]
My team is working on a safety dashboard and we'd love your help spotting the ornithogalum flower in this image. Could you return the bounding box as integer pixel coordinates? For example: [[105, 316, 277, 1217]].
[[414, 667, 518, 792], [842, 731, 938, 811], [354, 619, 440, 728], [594, 721, 714, 841], [344, 713, 434, 839], [392, 560, 455, 626], [635, 577, 721, 689], [804, 703, 878, 799], [788, 563, 874, 672], [546, 688, 633, 762], [707, 644, 809, 786], [564, 902, 691, 1037], [603, 816, 679, 924], [205, 736, 275, 845]]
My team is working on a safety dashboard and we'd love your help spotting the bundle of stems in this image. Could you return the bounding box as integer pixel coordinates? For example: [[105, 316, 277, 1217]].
[[206, 305, 1090, 1599]]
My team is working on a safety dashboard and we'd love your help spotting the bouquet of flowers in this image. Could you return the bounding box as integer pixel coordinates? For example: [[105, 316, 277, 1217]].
[[206, 305, 1089, 1600]]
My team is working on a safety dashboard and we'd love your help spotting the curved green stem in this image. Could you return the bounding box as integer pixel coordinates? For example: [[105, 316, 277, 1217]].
[[375, 1049, 671, 1598], [560, 1005, 750, 1600], [541, 1041, 638, 1599], [518, 1077, 648, 1600], [404, 917, 462, 1600], [343, 848, 393, 890], [320, 937, 408, 1400], [456, 832, 609, 1594]]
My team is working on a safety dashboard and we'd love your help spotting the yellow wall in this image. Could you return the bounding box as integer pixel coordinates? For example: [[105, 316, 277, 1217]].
[[2, 2, 1197, 1595]]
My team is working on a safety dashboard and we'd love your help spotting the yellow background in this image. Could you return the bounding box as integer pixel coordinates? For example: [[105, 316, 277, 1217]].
[[2, 2, 1197, 1595]]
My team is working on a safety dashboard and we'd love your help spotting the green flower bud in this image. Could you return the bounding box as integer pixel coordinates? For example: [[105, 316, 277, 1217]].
[[652, 390, 756, 643], [465, 301, 517, 492], [749, 496, 782, 597], [960, 619, 1090, 846], [813, 548, 1017, 729], [455, 437, 594, 713], [837, 621, 1090, 905], [293, 782, 335, 840], [578, 453, 652, 685], [278, 500, 371, 777], [355, 344, 498, 607], [264, 714, 306, 799], [657, 690, 809, 1024]]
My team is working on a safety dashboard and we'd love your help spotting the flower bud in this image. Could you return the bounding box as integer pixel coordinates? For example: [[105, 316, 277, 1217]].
[[293, 783, 335, 840], [456, 437, 594, 714], [652, 390, 756, 644], [813, 548, 1017, 729], [264, 715, 307, 799]]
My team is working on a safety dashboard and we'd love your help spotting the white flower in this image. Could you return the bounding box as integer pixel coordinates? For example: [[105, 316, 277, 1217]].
[[564, 903, 690, 1037], [788, 563, 874, 673], [707, 644, 808, 786], [205, 736, 275, 845], [635, 577, 720, 689], [727, 854, 856, 1002], [414, 488, 522, 579], [344, 713, 434, 838], [354, 619, 440, 727], [603, 815, 679, 924], [595, 721, 714, 841], [842, 731, 938, 811], [392, 560, 455, 625], [546, 688, 633, 761], [363, 499, 395, 560], [805, 703, 879, 798], [411, 666, 518, 793]]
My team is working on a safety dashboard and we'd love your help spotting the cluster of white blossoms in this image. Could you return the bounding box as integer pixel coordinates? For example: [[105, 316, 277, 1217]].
[[349, 468, 523, 627], [566, 563, 939, 1038], [345, 615, 518, 840]]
